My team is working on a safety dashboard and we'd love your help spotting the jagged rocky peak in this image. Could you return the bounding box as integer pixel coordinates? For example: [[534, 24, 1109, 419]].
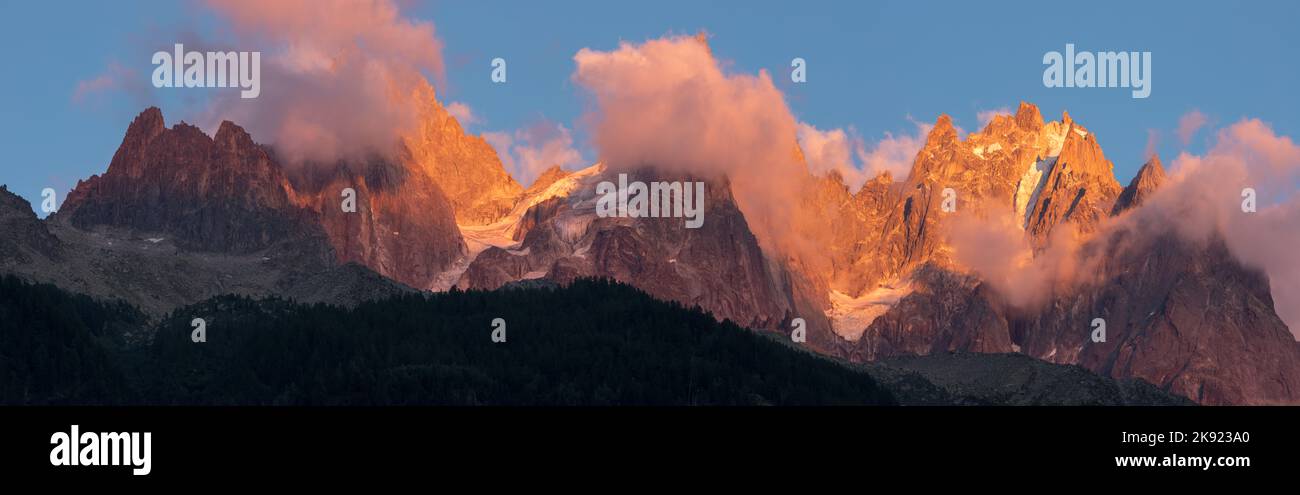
[[0, 185, 62, 263], [56, 106, 468, 284], [1023, 111, 1123, 243], [862, 170, 893, 190], [929, 114, 959, 145], [126, 106, 166, 138], [526, 165, 572, 194], [213, 119, 256, 149], [403, 81, 523, 225], [53, 107, 327, 255], [1111, 155, 1167, 215], [1014, 101, 1044, 130], [106, 107, 167, 179]]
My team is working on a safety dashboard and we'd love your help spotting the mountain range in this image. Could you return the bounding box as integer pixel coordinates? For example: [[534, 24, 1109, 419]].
[[3, 97, 1297, 405]]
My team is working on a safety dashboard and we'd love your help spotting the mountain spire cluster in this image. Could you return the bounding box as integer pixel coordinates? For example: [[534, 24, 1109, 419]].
[[3, 100, 1297, 405]]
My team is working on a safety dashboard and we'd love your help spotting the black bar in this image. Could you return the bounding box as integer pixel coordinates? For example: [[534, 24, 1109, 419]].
[[1, 406, 1289, 482]]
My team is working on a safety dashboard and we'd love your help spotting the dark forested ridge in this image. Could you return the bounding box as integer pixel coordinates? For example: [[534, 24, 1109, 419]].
[[0, 274, 1192, 406], [0, 275, 144, 404], [0, 275, 896, 405]]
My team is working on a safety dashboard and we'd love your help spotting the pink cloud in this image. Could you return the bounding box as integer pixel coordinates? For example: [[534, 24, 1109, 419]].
[[71, 61, 150, 105], [572, 34, 810, 258], [1160, 120, 1300, 335], [797, 123, 866, 188], [201, 0, 447, 164], [797, 120, 925, 191], [855, 122, 928, 181], [1177, 109, 1209, 146], [483, 120, 584, 187], [948, 204, 1095, 311]]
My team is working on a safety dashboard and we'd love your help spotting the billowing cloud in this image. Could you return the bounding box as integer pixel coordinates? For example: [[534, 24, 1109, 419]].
[[856, 122, 929, 181], [797, 123, 867, 188], [202, 0, 446, 164], [798, 120, 926, 191], [572, 34, 812, 259], [483, 120, 584, 187], [948, 204, 1096, 311], [1177, 109, 1209, 146], [1154, 119, 1300, 334]]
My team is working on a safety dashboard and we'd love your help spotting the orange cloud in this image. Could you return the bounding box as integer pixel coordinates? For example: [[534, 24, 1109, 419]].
[[202, 0, 446, 164], [797, 122, 866, 188], [797, 120, 925, 192], [483, 120, 584, 187], [856, 122, 929, 181]]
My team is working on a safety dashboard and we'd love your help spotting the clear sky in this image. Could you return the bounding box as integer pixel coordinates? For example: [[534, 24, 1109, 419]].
[[2, 0, 1297, 213]]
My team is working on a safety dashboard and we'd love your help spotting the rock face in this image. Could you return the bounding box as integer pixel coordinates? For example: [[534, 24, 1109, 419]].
[[289, 157, 466, 290], [0, 186, 62, 263], [404, 83, 523, 225], [1023, 112, 1123, 246], [56, 109, 330, 259], [525, 166, 571, 197], [1020, 232, 1300, 405], [837, 265, 1013, 362], [827, 103, 1121, 298], [872, 352, 1194, 406], [1, 182, 411, 317], [54, 106, 471, 291], [457, 168, 827, 343]]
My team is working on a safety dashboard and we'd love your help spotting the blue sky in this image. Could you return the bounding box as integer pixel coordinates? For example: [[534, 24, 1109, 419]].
[[2, 0, 1298, 213]]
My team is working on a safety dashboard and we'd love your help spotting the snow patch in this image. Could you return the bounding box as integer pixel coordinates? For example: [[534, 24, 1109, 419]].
[[1014, 156, 1056, 228], [1042, 122, 1068, 157], [825, 284, 912, 341], [973, 142, 1004, 160], [434, 163, 606, 292]]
